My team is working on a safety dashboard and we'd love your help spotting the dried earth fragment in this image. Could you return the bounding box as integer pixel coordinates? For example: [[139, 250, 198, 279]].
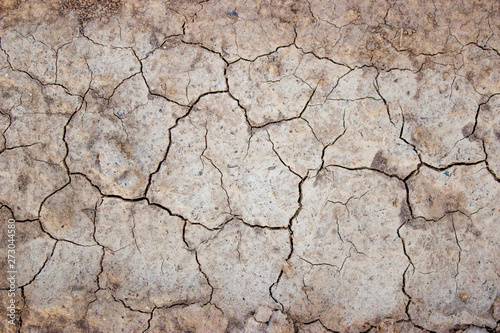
[[21, 241, 102, 331], [274, 167, 409, 332], [149, 93, 300, 228], [96, 198, 211, 312], [227, 45, 348, 126], [403, 163, 500, 330], [83, 0, 185, 59], [85, 289, 151, 333], [322, 98, 419, 178], [142, 37, 227, 105], [0, 146, 69, 220], [378, 62, 485, 168], [57, 36, 141, 97], [40, 174, 100, 246], [401, 210, 499, 331], [407, 163, 499, 220], [66, 74, 186, 198], [266, 118, 323, 177], [0, 206, 55, 288], [195, 219, 290, 329], [183, 0, 304, 62]]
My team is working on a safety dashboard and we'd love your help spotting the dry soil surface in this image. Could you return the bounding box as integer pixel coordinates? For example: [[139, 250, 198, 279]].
[[0, 0, 499, 332]]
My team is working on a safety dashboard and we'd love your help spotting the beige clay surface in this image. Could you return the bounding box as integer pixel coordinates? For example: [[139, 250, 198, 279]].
[[0, 0, 499, 332]]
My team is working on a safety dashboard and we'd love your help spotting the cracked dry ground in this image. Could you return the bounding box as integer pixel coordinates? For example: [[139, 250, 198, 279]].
[[0, 1, 500, 333]]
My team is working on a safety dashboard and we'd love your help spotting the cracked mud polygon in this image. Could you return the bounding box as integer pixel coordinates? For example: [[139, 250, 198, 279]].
[[0, 0, 499, 332]]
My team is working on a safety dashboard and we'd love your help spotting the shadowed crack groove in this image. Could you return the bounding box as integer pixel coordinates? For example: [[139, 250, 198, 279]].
[[451, 216, 462, 285], [482, 140, 500, 182], [399, 256, 413, 321], [110, 293, 152, 314], [94, 244, 105, 292], [266, 129, 302, 179], [193, 250, 215, 306], [316, 107, 347, 172], [18, 286, 25, 331], [325, 163, 404, 181], [142, 307, 156, 333], [375, 70, 396, 126], [269, 165, 305, 312], [200, 122, 234, 218], [421, 159, 486, 171], [397, 171, 417, 322], [61, 67, 93, 176], [302, 318, 337, 332]]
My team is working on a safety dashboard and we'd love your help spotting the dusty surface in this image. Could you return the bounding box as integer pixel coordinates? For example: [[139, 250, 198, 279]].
[[0, 0, 499, 332]]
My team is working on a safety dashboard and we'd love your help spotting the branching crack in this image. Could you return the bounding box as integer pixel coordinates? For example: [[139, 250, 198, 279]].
[[266, 129, 302, 179]]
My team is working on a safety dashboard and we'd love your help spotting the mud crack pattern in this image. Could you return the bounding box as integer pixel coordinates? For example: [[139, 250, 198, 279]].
[[0, 0, 499, 332]]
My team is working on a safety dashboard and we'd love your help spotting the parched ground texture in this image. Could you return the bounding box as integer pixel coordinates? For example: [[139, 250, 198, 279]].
[[0, 0, 499, 332]]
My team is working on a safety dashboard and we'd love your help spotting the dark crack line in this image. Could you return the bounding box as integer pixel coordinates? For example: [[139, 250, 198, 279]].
[[199, 123, 234, 218], [482, 140, 500, 183], [374, 70, 396, 126], [245, 85, 318, 129], [397, 215, 415, 322], [269, 169, 306, 313], [101, 71, 143, 102], [420, 159, 486, 172], [299, 256, 344, 273], [193, 250, 215, 306], [142, 306, 156, 333], [316, 107, 347, 172], [109, 293, 152, 315], [325, 163, 404, 182], [266, 129, 303, 179], [451, 216, 462, 285], [469, 93, 500, 139], [238, 218, 289, 231], [131, 215, 142, 254], [301, 319, 337, 332], [94, 244, 105, 292], [269, 270, 285, 312], [62, 66, 93, 177], [398, 105, 423, 177], [3, 142, 44, 151], [19, 239, 57, 289], [228, 40, 297, 64]]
